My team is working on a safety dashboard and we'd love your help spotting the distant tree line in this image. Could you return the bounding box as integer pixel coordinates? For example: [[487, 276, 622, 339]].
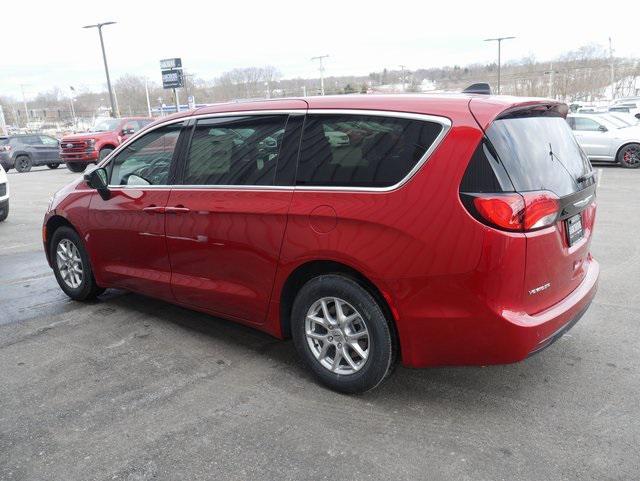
[[1, 43, 638, 128]]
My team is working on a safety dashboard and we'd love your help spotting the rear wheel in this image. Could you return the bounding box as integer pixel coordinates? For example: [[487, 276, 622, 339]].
[[291, 274, 395, 394], [47, 163, 59, 169], [618, 143, 640, 168], [66, 162, 86, 173], [50, 226, 104, 300], [15, 156, 32, 173]]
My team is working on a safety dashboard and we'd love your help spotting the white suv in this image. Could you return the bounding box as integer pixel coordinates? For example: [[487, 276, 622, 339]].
[[0, 164, 9, 221]]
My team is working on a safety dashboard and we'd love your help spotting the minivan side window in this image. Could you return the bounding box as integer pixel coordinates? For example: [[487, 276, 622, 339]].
[[183, 115, 288, 186], [109, 122, 183, 186], [296, 114, 444, 188]]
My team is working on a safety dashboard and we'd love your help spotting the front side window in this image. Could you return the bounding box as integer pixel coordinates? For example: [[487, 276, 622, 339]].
[[183, 115, 287, 186], [122, 120, 143, 133], [109, 122, 183, 186], [296, 114, 443, 188], [92, 118, 121, 132], [40, 135, 59, 146], [573, 117, 601, 131]]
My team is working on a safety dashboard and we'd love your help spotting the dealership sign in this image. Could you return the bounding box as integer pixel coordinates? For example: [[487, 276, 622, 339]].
[[160, 58, 183, 89]]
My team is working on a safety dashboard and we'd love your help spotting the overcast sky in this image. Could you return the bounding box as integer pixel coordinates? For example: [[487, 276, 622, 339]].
[[2, 0, 638, 99]]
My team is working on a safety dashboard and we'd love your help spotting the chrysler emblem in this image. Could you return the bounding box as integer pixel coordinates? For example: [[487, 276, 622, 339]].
[[65, 143, 73, 148]]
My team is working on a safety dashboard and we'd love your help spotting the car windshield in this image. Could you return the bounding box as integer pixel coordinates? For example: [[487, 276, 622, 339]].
[[608, 113, 639, 125], [597, 114, 630, 128], [91, 118, 121, 132], [486, 116, 593, 197]]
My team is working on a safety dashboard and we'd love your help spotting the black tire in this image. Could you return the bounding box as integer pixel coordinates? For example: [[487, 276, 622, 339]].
[[99, 148, 114, 161], [50, 226, 104, 301], [15, 156, 32, 173], [47, 163, 59, 169], [617, 143, 640, 169], [66, 162, 86, 173], [0, 201, 8, 222], [291, 274, 395, 394]]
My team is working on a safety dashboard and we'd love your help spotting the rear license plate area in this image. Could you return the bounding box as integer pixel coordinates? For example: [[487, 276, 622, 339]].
[[566, 214, 583, 246]]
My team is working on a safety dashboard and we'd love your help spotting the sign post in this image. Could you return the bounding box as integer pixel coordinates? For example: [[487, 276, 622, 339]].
[[160, 58, 183, 113]]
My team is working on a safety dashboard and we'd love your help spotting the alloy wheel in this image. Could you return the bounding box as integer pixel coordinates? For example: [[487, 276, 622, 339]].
[[56, 239, 84, 289], [305, 297, 370, 375], [623, 146, 640, 166]]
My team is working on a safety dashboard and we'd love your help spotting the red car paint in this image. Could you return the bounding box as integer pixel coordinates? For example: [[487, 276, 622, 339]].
[[60, 117, 153, 164], [44, 95, 598, 368]]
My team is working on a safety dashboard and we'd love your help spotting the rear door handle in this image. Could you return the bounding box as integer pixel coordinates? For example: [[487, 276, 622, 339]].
[[143, 206, 166, 214], [165, 206, 190, 214]]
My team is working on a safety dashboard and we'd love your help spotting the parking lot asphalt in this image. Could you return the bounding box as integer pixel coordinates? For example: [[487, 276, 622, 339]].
[[0, 165, 638, 481]]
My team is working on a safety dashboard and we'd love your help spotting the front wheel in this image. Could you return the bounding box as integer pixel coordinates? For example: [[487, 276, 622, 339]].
[[50, 226, 104, 300], [47, 163, 59, 169], [66, 162, 86, 173], [99, 148, 114, 161], [291, 274, 395, 394], [618, 143, 640, 168], [15, 156, 32, 173], [0, 201, 8, 222]]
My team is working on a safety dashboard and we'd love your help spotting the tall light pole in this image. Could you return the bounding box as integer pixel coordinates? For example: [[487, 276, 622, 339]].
[[83, 22, 117, 117], [69, 86, 77, 130], [484, 36, 515, 94], [399, 64, 407, 92], [311, 55, 329, 95], [609, 37, 615, 100], [20, 84, 29, 127]]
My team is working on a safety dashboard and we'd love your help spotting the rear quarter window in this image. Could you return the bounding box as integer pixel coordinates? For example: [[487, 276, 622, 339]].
[[296, 114, 444, 188]]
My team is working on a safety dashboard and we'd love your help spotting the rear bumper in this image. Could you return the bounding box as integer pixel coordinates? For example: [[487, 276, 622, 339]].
[[60, 151, 98, 163], [401, 258, 599, 367]]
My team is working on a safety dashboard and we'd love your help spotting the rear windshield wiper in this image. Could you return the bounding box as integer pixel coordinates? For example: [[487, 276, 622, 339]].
[[548, 142, 585, 189], [576, 170, 595, 183]]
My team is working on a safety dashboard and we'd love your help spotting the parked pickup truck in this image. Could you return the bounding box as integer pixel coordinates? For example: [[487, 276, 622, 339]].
[[60, 117, 153, 172]]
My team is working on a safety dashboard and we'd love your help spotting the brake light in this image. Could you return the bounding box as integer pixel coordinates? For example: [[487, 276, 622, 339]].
[[467, 191, 560, 232], [473, 194, 524, 231], [521, 191, 560, 230]]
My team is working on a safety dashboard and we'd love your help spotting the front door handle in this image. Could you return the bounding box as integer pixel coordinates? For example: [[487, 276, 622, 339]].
[[165, 206, 190, 214], [143, 206, 166, 214]]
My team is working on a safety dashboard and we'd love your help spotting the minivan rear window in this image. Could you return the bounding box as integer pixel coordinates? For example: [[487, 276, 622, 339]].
[[296, 114, 444, 188], [486, 116, 594, 197]]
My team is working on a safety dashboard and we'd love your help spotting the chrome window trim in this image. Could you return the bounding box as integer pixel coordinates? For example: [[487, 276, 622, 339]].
[[104, 110, 301, 189], [104, 108, 451, 192], [297, 109, 451, 193]]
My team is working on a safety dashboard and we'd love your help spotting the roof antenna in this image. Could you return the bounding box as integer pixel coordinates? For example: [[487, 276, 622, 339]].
[[462, 83, 491, 95]]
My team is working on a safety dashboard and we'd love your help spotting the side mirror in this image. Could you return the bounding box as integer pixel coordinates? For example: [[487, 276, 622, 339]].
[[84, 167, 110, 200], [598, 125, 608, 132]]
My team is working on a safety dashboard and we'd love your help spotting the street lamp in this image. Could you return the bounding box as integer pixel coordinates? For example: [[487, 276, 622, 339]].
[[484, 36, 515, 94], [83, 21, 117, 117], [311, 55, 329, 95]]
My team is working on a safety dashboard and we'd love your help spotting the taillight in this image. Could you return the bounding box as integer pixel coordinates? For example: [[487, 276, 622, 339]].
[[464, 191, 560, 232], [0, 145, 11, 152]]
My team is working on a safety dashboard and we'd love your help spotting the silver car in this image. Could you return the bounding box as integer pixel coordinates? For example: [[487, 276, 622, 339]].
[[566, 114, 640, 168]]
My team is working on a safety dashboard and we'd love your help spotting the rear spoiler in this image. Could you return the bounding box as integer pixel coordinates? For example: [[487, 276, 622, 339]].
[[496, 103, 569, 120]]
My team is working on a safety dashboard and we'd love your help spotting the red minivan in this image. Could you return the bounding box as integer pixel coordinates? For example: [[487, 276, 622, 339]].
[[43, 94, 599, 393]]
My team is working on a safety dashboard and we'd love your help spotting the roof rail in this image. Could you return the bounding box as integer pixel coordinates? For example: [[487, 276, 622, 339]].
[[463, 83, 491, 95]]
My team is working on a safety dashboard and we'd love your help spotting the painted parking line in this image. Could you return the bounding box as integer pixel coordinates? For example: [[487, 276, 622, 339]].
[[597, 168, 603, 187]]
